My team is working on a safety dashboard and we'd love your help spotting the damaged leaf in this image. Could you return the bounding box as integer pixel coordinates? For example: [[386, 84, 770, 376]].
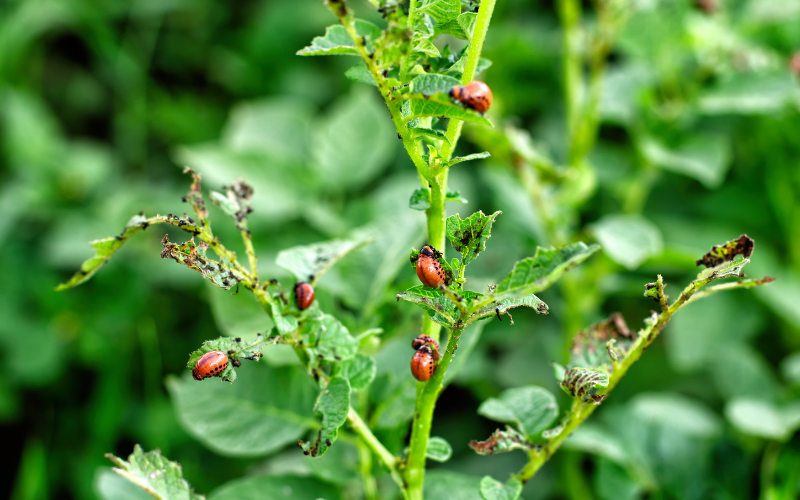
[[186, 333, 276, 383], [160, 234, 245, 290], [183, 167, 208, 223], [301, 314, 359, 362], [299, 376, 351, 457], [469, 427, 539, 456], [477, 386, 559, 438], [560, 368, 609, 404], [568, 313, 634, 370], [105, 445, 205, 500], [471, 294, 549, 323], [277, 237, 373, 285], [446, 210, 501, 267], [209, 180, 254, 231], [696, 234, 754, 268]]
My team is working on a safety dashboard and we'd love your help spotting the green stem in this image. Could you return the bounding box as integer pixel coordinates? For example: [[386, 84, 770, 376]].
[[406, 323, 464, 500], [558, 0, 583, 166], [240, 228, 258, 280], [348, 408, 408, 499]]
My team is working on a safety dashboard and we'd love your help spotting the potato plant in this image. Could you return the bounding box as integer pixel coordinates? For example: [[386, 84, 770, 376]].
[[56, 0, 783, 499]]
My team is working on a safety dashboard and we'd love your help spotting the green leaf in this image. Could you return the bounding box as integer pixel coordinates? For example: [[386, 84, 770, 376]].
[[631, 393, 721, 438], [446, 210, 501, 267], [699, 73, 798, 116], [640, 134, 732, 189], [436, 18, 468, 39], [276, 236, 373, 285], [208, 474, 342, 500], [479, 476, 523, 500], [410, 74, 461, 96], [471, 294, 549, 322], [297, 20, 380, 56], [696, 255, 750, 282], [344, 63, 377, 86], [560, 368, 609, 404], [696, 234, 754, 268], [105, 445, 205, 500], [410, 126, 452, 145], [589, 214, 663, 269], [409, 188, 431, 211], [333, 354, 376, 391], [404, 97, 492, 126], [457, 13, 478, 40], [469, 427, 538, 455], [186, 334, 273, 383], [301, 314, 359, 362], [447, 152, 491, 166], [412, 37, 441, 57], [494, 243, 601, 299], [56, 213, 153, 290], [477, 386, 559, 438], [424, 471, 483, 500], [427, 436, 453, 462], [166, 364, 318, 457], [446, 191, 468, 203], [725, 398, 800, 440], [300, 376, 351, 457], [396, 286, 458, 328], [569, 313, 635, 371], [418, 0, 461, 24], [95, 469, 153, 500], [270, 301, 300, 336]]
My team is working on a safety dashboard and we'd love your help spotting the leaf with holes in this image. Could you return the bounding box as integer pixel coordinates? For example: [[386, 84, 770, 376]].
[[105, 445, 205, 500], [469, 427, 537, 456], [209, 180, 253, 231], [568, 313, 635, 371], [446, 210, 501, 267], [186, 334, 275, 383], [560, 368, 609, 404], [297, 21, 381, 56], [277, 236, 373, 285], [470, 294, 549, 323], [299, 376, 351, 457], [477, 386, 559, 438], [160, 234, 246, 290], [493, 243, 600, 300], [301, 314, 359, 362], [479, 476, 522, 500]]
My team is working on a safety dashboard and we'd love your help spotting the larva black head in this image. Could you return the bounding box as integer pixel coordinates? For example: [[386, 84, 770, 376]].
[[418, 344, 432, 354], [421, 245, 435, 257]]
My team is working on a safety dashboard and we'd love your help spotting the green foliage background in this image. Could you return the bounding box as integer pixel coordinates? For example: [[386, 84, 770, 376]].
[[2, 0, 800, 498]]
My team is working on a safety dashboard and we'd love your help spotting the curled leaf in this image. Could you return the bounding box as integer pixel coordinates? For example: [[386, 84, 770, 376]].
[[696, 234, 754, 268]]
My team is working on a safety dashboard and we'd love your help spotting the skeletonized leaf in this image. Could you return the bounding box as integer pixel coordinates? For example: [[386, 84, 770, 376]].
[[469, 427, 538, 456], [297, 21, 381, 56], [56, 213, 154, 290], [160, 234, 245, 290], [696, 234, 754, 268], [560, 368, 609, 404], [569, 313, 634, 371], [446, 210, 501, 266], [186, 334, 275, 384], [300, 376, 351, 457], [209, 180, 253, 231], [276, 237, 373, 285], [333, 354, 376, 391], [494, 243, 600, 299], [479, 476, 523, 500], [477, 386, 559, 438], [105, 445, 205, 500]]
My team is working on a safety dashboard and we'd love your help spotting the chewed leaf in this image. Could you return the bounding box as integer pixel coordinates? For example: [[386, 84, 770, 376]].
[[301, 314, 359, 362], [105, 445, 205, 500], [410, 74, 461, 96], [56, 213, 151, 290], [469, 427, 537, 456], [187, 334, 276, 383], [696, 234, 755, 268], [471, 294, 549, 323], [160, 234, 245, 290], [276, 236, 373, 285], [446, 210, 501, 266], [297, 20, 381, 56], [494, 243, 600, 299], [299, 376, 351, 457], [479, 476, 523, 500], [560, 368, 609, 404], [209, 180, 253, 231], [477, 386, 559, 438], [569, 313, 634, 371]]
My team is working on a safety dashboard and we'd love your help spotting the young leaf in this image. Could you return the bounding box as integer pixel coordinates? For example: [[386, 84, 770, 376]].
[[300, 376, 351, 457], [333, 354, 376, 391], [469, 427, 538, 456], [105, 445, 205, 500], [479, 476, 523, 500], [410, 126, 452, 145], [436, 18, 468, 39], [409, 188, 431, 211], [166, 364, 318, 457], [477, 386, 559, 438], [446, 191, 467, 203], [417, 0, 461, 24], [186, 334, 274, 384], [301, 314, 359, 362], [457, 13, 478, 40], [493, 242, 601, 299], [446, 210, 501, 267], [426, 436, 453, 462], [396, 286, 457, 328], [560, 368, 609, 404], [569, 313, 634, 370], [696, 234, 755, 268], [297, 21, 381, 56], [446, 151, 491, 166], [160, 234, 245, 290], [409, 74, 461, 96], [412, 37, 441, 57], [470, 294, 549, 323], [344, 63, 377, 86], [56, 213, 152, 290], [589, 214, 663, 269], [276, 236, 373, 285], [405, 97, 492, 126]]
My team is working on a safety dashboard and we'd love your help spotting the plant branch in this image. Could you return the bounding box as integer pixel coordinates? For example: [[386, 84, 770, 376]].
[[348, 407, 408, 499]]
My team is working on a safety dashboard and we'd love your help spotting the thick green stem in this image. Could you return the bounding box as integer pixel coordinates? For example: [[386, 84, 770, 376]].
[[348, 408, 409, 499], [558, 0, 583, 166]]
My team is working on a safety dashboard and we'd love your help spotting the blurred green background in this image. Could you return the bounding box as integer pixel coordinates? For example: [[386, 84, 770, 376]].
[[2, 0, 800, 498]]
